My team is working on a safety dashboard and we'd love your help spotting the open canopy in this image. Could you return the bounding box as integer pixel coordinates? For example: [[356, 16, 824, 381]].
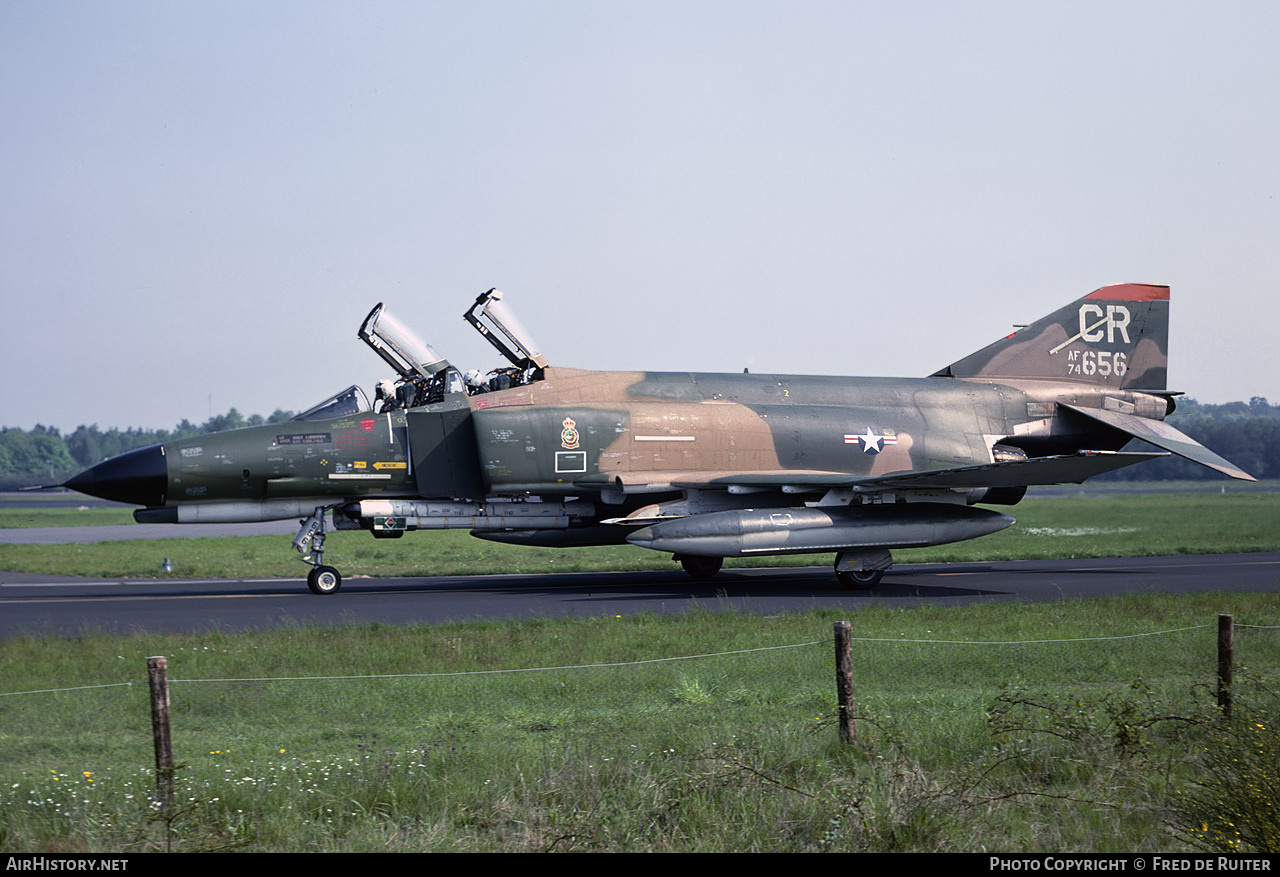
[[359, 303, 450, 380]]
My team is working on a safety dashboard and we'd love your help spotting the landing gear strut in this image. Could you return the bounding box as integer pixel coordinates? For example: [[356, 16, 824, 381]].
[[294, 506, 342, 595]]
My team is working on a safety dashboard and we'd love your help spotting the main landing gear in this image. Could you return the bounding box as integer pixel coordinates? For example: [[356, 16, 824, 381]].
[[834, 568, 884, 589], [294, 507, 342, 595], [676, 554, 724, 579], [834, 549, 892, 590], [673, 549, 893, 589]]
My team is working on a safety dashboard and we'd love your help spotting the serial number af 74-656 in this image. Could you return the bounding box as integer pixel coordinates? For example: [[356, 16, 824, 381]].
[[63, 284, 1253, 594]]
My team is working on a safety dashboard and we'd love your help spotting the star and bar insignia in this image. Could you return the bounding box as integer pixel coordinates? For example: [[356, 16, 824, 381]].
[[844, 429, 898, 455]]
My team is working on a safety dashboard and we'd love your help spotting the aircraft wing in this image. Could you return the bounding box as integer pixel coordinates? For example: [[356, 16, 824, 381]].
[[1061, 404, 1256, 482], [577, 450, 1166, 497]]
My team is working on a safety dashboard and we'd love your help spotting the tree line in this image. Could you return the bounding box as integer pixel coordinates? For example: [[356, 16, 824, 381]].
[[0, 409, 294, 489], [2, 398, 1278, 490]]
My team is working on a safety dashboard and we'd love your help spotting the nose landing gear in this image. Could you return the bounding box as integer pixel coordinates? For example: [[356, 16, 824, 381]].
[[294, 506, 343, 595]]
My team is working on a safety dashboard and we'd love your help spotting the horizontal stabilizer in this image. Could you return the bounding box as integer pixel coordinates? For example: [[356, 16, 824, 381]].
[[1062, 404, 1256, 482]]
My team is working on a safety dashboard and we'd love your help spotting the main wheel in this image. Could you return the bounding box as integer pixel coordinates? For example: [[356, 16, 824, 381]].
[[307, 565, 342, 595], [835, 568, 883, 590], [679, 555, 724, 579]]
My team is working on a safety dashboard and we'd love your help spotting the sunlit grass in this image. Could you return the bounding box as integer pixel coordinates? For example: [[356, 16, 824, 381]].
[[0, 505, 137, 529], [1, 594, 1277, 851]]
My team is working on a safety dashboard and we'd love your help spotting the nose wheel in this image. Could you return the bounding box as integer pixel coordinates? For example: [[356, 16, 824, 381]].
[[294, 506, 343, 595], [307, 565, 342, 595]]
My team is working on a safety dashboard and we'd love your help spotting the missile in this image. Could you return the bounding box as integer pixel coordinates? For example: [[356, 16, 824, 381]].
[[625, 503, 1014, 557]]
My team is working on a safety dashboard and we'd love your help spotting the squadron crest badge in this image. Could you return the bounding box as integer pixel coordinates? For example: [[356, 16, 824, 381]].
[[561, 417, 580, 450]]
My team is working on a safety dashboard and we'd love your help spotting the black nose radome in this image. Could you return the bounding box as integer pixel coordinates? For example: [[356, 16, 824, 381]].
[[65, 444, 167, 507]]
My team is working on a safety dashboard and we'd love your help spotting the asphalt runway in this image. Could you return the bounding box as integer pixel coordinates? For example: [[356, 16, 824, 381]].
[[1, 552, 1277, 638]]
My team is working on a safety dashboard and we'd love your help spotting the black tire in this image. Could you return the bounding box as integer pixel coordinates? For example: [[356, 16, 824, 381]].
[[835, 568, 883, 590], [307, 565, 342, 595], [679, 555, 724, 579]]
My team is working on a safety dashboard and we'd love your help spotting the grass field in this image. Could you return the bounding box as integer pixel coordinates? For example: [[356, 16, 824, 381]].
[[2, 595, 1277, 852], [1, 487, 1277, 852]]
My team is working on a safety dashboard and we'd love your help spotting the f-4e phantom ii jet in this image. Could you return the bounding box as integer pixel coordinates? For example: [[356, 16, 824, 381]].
[[64, 284, 1254, 594]]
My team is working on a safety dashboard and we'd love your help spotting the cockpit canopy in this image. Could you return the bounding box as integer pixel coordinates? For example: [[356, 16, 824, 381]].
[[292, 385, 371, 422], [464, 288, 549, 372], [359, 303, 450, 380], [357, 290, 549, 412]]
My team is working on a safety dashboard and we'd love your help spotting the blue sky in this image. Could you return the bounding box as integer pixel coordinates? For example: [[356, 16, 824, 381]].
[[3, 1, 1278, 433]]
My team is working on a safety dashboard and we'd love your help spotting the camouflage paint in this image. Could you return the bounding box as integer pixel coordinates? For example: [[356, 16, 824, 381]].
[[63, 283, 1254, 592]]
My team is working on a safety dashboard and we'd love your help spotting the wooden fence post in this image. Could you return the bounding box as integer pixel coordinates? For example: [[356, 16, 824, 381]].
[[1217, 614, 1234, 719], [835, 621, 855, 743], [147, 656, 175, 808]]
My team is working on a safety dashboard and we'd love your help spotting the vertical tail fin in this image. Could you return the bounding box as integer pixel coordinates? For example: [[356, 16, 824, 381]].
[[934, 283, 1169, 391]]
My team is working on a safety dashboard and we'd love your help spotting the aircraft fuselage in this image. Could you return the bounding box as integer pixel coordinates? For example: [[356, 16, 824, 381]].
[[85, 368, 1165, 520]]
